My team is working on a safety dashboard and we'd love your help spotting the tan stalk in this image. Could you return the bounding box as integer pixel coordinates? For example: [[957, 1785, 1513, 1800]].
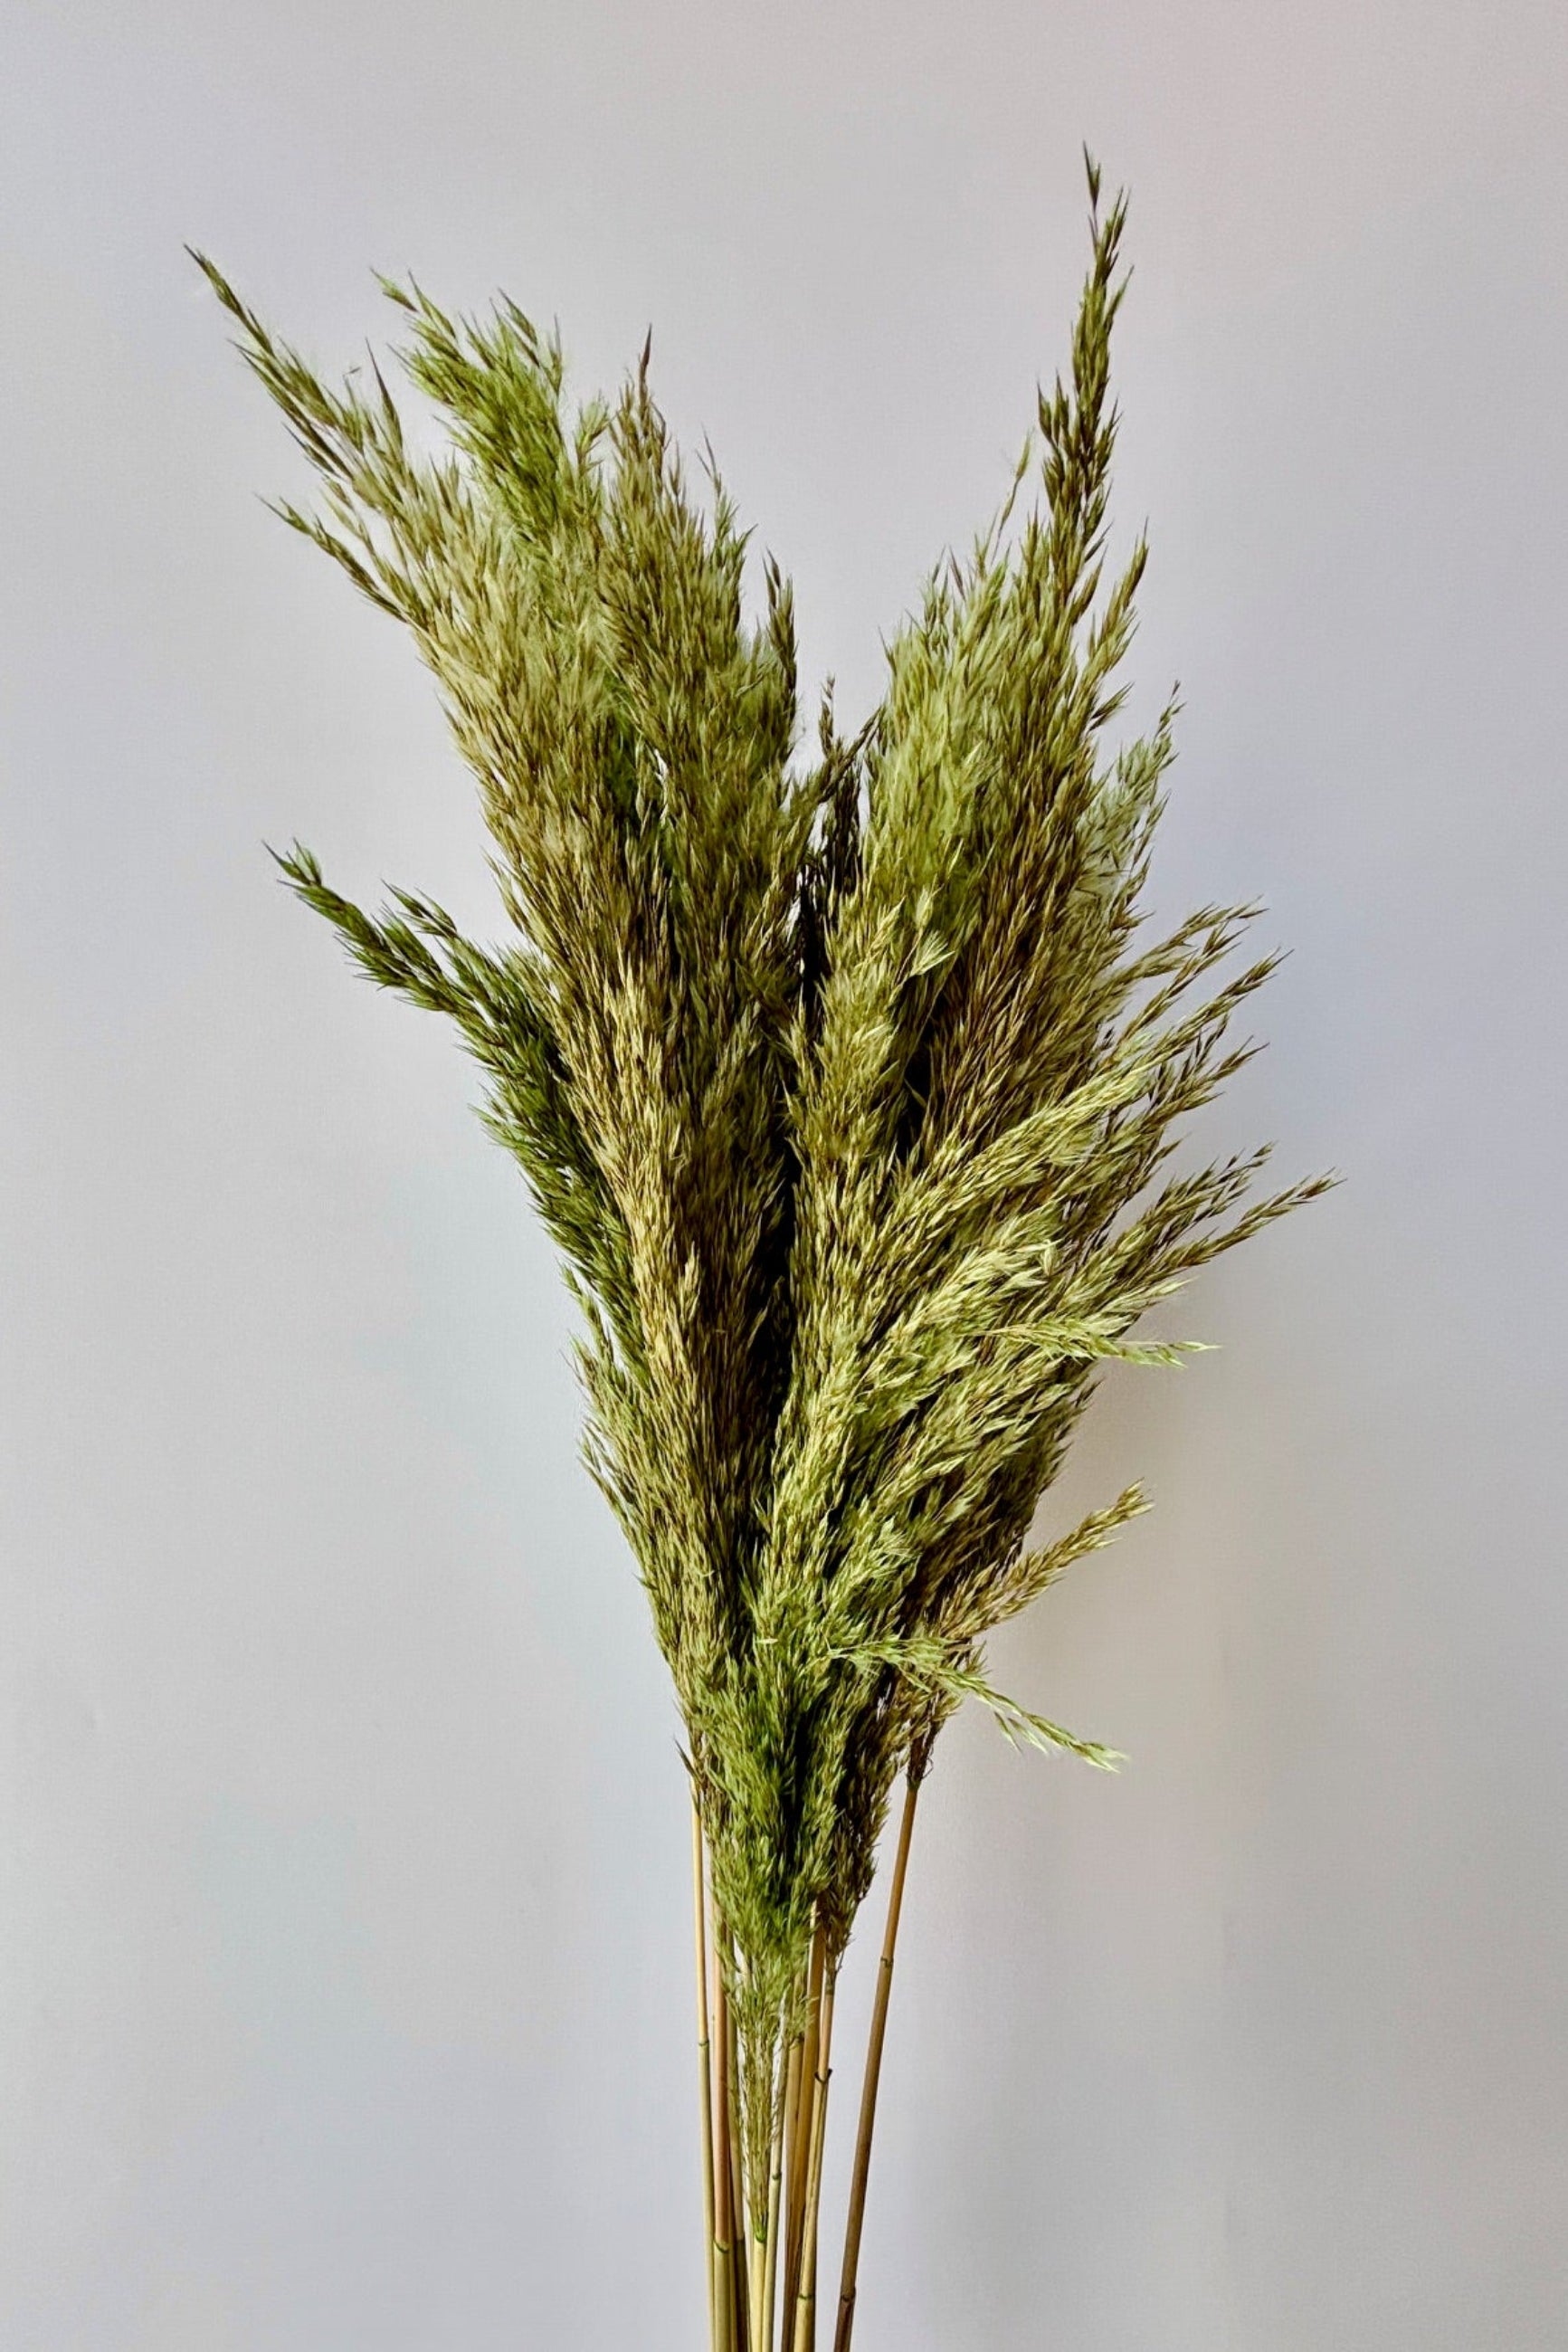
[[760, 2026, 788, 2352], [745, 2004, 766, 2352], [832, 1772, 922, 2352], [713, 1933, 736, 2352], [781, 1926, 825, 2347], [693, 1797, 719, 2350], [725, 1928, 749, 2347], [770, 2023, 802, 2350], [791, 1957, 838, 2352], [748, 2220, 767, 2352]]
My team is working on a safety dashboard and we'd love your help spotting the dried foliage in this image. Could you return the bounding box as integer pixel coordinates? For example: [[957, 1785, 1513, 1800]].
[[199, 149, 1329, 2347]]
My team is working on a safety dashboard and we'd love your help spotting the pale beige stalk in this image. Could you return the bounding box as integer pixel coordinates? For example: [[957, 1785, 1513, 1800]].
[[760, 2033, 788, 2351], [769, 2025, 801, 2349], [725, 1928, 748, 2348], [713, 1945, 736, 2352], [782, 1927, 825, 2348], [832, 1774, 921, 2352], [693, 1798, 719, 2349], [791, 1959, 838, 2352]]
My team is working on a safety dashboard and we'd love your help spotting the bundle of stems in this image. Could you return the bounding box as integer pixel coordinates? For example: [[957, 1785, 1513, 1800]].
[[197, 148, 1329, 2347]]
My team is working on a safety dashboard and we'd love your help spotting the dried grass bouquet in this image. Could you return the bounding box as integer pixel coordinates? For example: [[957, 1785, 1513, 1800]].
[[198, 148, 1328, 2351]]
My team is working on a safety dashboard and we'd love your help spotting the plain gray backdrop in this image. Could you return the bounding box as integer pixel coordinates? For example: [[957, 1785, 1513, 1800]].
[[3, 3, 1565, 2347]]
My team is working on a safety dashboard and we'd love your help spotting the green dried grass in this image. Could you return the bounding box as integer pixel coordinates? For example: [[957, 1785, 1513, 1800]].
[[197, 148, 1330, 2348]]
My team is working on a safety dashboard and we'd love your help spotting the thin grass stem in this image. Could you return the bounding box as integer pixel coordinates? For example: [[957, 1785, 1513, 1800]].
[[792, 1957, 838, 2352], [782, 1926, 825, 2350], [748, 2222, 768, 2352], [832, 1772, 921, 2352], [761, 2027, 788, 2352], [772, 2023, 802, 2349], [693, 1796, 719, 2351], [725, 1927, 749, 2348], [714, 1933, 736, 2352]]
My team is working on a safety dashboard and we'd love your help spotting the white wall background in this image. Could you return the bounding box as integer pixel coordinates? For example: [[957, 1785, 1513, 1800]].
[[3, 4, 1565, 2347]]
